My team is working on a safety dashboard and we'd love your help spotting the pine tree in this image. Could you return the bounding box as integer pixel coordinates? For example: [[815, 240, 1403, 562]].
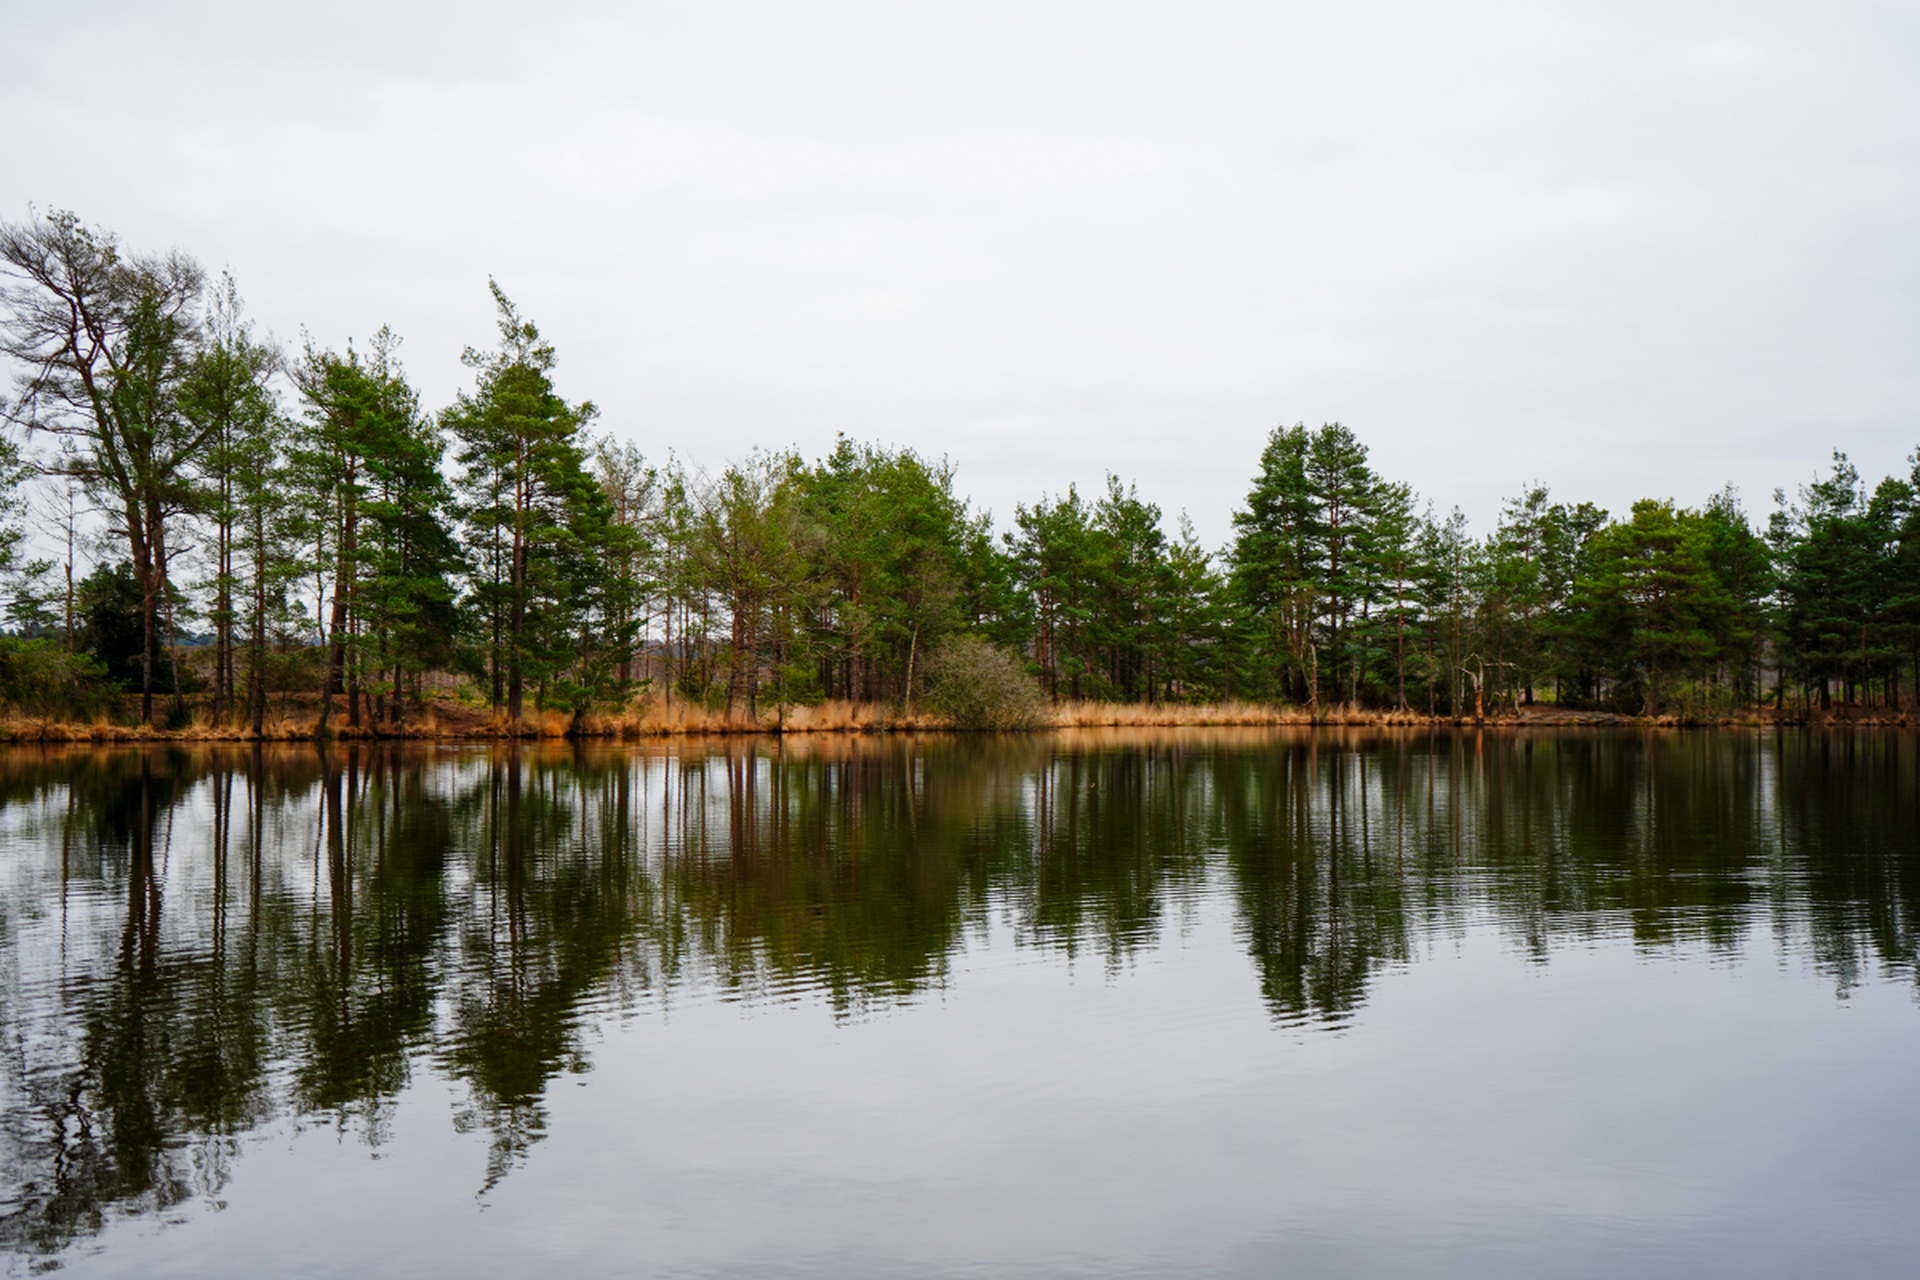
[[1229, 425, 1317, 702], [294, 327, 439, 729], [1773, 454, 1887, 709], [1007, 487, 1100, 700], [1090, 475, 1170, 701], [694, 451, 809, 717], [179, 272, 279, 724], [444, 283, 621, 723], [1569, 501, 1735, 715], [1304, 423, 1378, 703]]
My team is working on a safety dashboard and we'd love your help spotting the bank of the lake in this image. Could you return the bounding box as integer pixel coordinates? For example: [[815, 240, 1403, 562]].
[[0, 695, 1908, 745]]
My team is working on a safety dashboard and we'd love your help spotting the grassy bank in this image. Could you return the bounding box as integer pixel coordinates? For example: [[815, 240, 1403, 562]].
[[0, 695, 1906, 744]]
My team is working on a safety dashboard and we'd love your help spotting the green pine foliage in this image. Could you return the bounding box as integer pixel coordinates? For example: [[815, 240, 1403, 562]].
[[443, 283, 625, 723]]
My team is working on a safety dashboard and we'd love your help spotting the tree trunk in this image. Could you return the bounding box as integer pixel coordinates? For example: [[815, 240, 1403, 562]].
[[215, 455, 233, 723], [250, 514, 267, 736], [508, 498, 526, 723], [160, 520, 185, 720], [727, 592, 750, 715], [1395, 581, 1407, 711], [327, 474, 356, 700], [904, 623, 919, 714], [136, 504, 159, 724], [1308, 643, 1319, 721], [62, 503, 76, 654]]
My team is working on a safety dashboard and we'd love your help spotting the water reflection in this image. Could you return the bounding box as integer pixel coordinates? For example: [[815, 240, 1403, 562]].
[[0, 729, 1914, 1263]]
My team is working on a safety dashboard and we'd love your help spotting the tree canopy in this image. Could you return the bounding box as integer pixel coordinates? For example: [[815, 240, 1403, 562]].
[[1, 212, 1914, 726]]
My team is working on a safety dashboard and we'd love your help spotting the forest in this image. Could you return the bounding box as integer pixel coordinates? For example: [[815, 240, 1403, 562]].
[[1, 210, 1916, 734]]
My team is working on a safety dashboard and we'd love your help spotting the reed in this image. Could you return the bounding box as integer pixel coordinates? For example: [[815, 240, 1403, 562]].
[[0, 697, 1855, 743], [1048, 700, 1436, 728], [572, 698, 943, 738]]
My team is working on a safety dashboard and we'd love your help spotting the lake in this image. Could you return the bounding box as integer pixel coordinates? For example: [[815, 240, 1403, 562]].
[[1, 729, 1915, 1278]]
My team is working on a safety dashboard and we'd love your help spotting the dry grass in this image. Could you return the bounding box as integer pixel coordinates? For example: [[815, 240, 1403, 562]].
[[5, 696, 1875, 745], [1050, 700, 1436, 728], [781, 700, 927, 733], [0, 700, 1450, 742], [572, 698, 943, 738], [0, 717, 160, 743]]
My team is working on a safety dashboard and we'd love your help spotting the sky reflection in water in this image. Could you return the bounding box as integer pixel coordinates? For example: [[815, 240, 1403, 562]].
[[0, 729, 1915, 1278]]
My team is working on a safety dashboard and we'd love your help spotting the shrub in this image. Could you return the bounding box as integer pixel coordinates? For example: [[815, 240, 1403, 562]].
[[922, 636, 1050, 731], [0, 638, 115, 720]]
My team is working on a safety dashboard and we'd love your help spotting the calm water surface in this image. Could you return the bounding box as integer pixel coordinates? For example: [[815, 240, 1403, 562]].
[[0, 729, 1916, 1278]]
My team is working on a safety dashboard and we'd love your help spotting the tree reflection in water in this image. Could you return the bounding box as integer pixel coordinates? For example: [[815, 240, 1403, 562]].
[[0, 729, 1914, 1260]]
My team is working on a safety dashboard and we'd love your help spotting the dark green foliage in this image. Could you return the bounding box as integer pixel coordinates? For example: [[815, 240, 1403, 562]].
[[1412, 507, 1476, 715], [79, 562, 171, 694], [1158, 515, 1234, 701], [297, 327, 466, 729], [1768, 452, 1920, 710], [1567, 501, 1737, 715], [444, 283, 627, 722], [1230, 425, 1317, 701], [1229, 422, 1402, 707], [1007, 484, 1100, 699], [694, 450, 811, 716], [791, 438, 986, 706], [1087, 476, 1173, 701]]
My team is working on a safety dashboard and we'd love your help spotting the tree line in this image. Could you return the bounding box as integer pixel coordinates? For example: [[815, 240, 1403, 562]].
[[1, 210, 1915, 726]]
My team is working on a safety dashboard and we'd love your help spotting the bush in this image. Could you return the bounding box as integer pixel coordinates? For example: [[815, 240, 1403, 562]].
[[923, 636, 1050, 731], [0, 638, 115, 720]]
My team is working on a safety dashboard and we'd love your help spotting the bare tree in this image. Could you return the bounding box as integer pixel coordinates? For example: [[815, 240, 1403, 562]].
[[32, 474, 88, 652]]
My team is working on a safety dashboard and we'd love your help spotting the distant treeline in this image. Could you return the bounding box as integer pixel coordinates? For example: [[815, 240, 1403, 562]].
[[1, 210, 1915, 727]]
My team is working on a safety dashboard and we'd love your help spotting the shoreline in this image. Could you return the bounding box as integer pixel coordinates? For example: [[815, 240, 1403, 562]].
[[0, 699, 1908, 745]]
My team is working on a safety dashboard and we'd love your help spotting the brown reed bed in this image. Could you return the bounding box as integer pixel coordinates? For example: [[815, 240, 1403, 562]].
[[576, 698, 943, 738], [1051, 700, 1442, 728], [0, 696, 1875, 745]]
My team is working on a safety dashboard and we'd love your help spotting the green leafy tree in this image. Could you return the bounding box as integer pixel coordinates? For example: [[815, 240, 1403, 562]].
[[1482, 486, 1553, 706], [0, 211, 208, 721], [1882, 451, 1920, 705], [1693, 488, 1774, 707], [592, 438, 662, 694], [1413, 507, 1477, 715], [1229, 423, 1391, 707], [77, 561, 159, 691]]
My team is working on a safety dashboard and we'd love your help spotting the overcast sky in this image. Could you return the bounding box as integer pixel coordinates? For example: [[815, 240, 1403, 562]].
[[3, 0, 1916, 548]]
